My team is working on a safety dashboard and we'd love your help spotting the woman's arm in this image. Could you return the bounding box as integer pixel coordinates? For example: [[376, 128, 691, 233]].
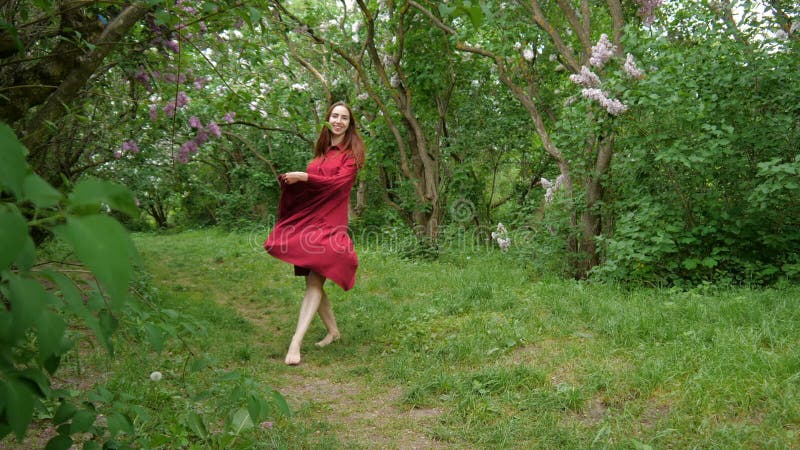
[[280, 171, 308, 184]]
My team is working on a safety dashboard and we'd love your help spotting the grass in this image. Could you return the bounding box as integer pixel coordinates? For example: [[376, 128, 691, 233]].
[[11, 227, 799, 449]]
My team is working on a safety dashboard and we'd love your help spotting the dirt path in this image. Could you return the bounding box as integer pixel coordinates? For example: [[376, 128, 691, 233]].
[[276, 372, 447, 449], [225, 298, 453, 449]]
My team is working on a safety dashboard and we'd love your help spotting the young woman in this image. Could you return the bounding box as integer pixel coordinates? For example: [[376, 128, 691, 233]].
[[264, 101, 365, 365]]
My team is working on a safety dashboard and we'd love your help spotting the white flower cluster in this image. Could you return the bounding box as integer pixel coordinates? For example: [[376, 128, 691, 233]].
[[569, 66, 601, 87], [522, 47, 535, 62], [291, 83, 309, 91], [541, 174, 565, 204], [491, 223, 511, 252], [581, 88, 628, 115], [623, 53, 645, 79], [589, 34, 616, 69]]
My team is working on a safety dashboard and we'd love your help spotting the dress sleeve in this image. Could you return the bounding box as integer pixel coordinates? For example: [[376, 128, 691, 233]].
[[277, 155, 357, 220], [306, 155, 358, 188]]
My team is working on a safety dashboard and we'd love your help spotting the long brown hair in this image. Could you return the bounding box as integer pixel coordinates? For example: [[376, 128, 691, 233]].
[[313, 101, 365, 168]]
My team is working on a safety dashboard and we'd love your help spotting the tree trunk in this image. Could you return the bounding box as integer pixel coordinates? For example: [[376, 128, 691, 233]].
[[20, 4, 149, 151]]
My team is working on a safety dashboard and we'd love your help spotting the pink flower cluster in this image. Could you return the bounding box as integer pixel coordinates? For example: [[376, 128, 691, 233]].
[[581, 88, 627, 115], [175, 113, 229, 163], [589, 34, 616, 69], [635, 0, 662, 25], [162, 91, 190, 117], [623, 53, 645, 79], [569, 66, 601, 87], [116, 139, 141, 159]]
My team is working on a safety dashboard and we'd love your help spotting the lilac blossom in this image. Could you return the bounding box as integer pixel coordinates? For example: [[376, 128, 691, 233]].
[[623, 53, 645, 79], [522, 47, 535, 62], [589, 34, 615, 69], [133, 70, 150, 85], [193, 76, 209, 90], [149, 105, 159, 121], [163, 101, 176, 117], [189, 116, 203, 129], [206, 121, 221, 138], [542, 174, 565, 204], [176, 91, 190, 107], [603, 97, 628, 115], [581, 88, 606, 103], [581, 88, 628, 115], [114, 151, 123, 159], [162, 39, 180, 53], [195, 130, 209, 145], [121, 140, 140, 153], [569, 66, 601, 87], [491, 223, 511, 252], [635, 0, 662, 25], [181, 139, 199, 155], [222, 112, 236, 124]]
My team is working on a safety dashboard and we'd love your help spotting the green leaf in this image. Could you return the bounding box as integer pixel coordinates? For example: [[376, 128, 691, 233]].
[[44, 435, 73, 450], [247, 395, 269, 423], [40, 270, 89, 319], [185, 411, 208, 439], [13, 235, 35, 271], [143, 323, 165, 353], [0, 123, 30, 198], [106, 412, 133, 437], [271, 390, 291, 417], [54, 214, 136, 308], [464, 5, 485, 27], [6, 273, 52, 343], [438, 4, 457, 17], [53, 401, 77, 425], [82, 440, 101, 450], [69, 410, 96, 434], [97, 309, 119, 355], [701, 257, 718, 268], [0, 206, 28, 271], [3, 379, 35, 441], [68, 178, 138, 217], [230, 408, 253, 435], [682, 258, 699, 270], [37, 310, 67, 364], [248, 6, 261, 28], [22, 173, 62, 208]]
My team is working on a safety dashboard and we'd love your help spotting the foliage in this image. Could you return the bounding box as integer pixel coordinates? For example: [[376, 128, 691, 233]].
[[0, 125, 288, 448], [595, 16, 800, 286]]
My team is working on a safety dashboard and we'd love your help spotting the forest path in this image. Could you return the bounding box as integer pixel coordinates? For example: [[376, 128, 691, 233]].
[[229, 298, 451, 450]]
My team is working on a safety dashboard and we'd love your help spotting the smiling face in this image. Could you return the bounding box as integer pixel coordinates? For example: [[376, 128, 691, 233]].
[[328, 105, 350, 143]]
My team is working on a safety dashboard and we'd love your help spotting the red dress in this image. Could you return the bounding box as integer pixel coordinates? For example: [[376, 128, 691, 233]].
[[264, 146, 359, 290]]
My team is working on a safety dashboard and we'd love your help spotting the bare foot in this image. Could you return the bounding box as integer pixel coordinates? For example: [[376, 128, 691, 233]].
[[285, 344, 301, 365], [315, 332, 340, 347]]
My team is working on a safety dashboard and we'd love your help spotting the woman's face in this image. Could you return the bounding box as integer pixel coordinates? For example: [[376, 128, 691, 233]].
[[328, 105, 350, 139]]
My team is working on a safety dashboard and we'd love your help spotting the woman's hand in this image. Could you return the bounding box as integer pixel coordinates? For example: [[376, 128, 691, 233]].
[[280, 171, 309, 185]]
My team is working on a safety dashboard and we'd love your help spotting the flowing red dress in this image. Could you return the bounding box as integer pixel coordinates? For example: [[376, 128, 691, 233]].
[[263, 146, 359, 291]]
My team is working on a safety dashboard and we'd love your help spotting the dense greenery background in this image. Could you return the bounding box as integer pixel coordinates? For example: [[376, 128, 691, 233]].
[[1, 0, 798, 448]]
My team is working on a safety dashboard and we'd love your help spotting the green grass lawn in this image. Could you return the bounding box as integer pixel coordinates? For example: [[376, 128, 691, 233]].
[[52, 228, 800, 448]]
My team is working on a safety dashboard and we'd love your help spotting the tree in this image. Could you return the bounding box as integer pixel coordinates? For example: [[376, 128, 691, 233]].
[[409, 0, 662, 276]]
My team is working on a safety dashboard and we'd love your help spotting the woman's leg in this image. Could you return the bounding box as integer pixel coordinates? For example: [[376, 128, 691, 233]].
[[285, 271, 326, 365], [315, 290, 340, 347]]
